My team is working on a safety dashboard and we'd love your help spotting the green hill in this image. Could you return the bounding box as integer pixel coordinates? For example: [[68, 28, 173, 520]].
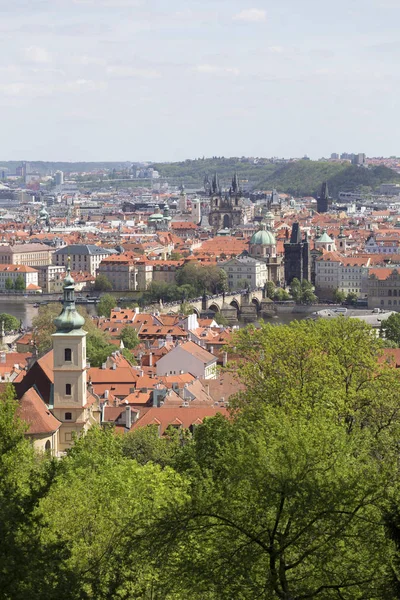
[[155, 158, 400, 198], [153, 157, 276, 188], [257, 161, 400, 197]]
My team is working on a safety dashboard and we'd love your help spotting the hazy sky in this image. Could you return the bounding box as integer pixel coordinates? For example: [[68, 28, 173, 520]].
[[0, 0, 398, 161]]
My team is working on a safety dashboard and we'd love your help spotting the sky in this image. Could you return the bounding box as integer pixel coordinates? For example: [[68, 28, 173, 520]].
[[0, 0, 399, 162]]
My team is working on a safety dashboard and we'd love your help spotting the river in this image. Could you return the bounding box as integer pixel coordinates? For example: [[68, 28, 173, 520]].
[[0, 301, 97, 329], [0, 300, 315, 330]]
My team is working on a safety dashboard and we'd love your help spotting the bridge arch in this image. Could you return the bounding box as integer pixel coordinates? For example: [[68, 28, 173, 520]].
[[190, 306, 200, 317], [209, 303, 221, 313], [230, 298, 240, 316], [251, 297, 261, 311]]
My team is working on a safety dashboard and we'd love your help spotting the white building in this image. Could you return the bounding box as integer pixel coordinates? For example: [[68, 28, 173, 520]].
[[156, 341, 217, 379], [365, 233, 399, 254], [315, 252, 371, 298], [53, 244, 116, 276], [221, 256, 268, 290], [0, 264, 39, 291]]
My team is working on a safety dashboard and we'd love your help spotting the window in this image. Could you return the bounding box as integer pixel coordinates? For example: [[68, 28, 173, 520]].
[[65, 348, 72, 362], [45, 440, 51, 452], [65, 412, 72, 420], [65, 384, 71, 396]]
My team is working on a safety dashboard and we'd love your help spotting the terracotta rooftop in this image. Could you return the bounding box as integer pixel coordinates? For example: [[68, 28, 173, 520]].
[[18, 387, 61, 435]]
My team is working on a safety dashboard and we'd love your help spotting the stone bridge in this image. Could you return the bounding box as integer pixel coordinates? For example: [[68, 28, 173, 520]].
[[161, 290, 266, 322]]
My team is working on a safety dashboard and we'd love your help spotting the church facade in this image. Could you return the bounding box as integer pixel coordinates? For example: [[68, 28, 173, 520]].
[[208, 172, 251, 232]]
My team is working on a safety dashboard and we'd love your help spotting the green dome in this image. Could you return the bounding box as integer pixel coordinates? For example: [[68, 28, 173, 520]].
[[53, 266, 85, 333], [250, 228, 276, 246]]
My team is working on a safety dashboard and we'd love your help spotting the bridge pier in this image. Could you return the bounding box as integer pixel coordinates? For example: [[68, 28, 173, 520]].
[[220, 303, 238, 325]]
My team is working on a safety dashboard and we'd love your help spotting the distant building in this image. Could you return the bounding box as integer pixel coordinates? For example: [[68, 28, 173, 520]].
[[36, 265, 66, 293], [317, 181, 332, 213], [0, 264, 39, 291], [55, 170, 64, 186], [352, 153, 366, 166], [53, 244, 116, 276], [284, 223, 311, 284], [208, 172, 251, 232], [156, 341, 217, 379], [221, 256, 268, 290], [331, 153, 339, 159], [367, 268, 400, 310], [0, 243, 54, 267]]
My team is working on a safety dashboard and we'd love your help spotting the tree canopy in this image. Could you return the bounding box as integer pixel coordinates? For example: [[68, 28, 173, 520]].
[[5, 317, 400, 598]]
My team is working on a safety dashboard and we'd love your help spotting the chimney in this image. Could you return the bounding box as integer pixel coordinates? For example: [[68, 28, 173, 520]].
[[104, 389, 109, 400], [223, 351, 228, 367], [112, 363, 117, 370], [149, 352, 153, 367], [125, 405, 132, 430], [101, 362, 107, 370], [205, 384, 210, 396], [209, 346, 214, 355]]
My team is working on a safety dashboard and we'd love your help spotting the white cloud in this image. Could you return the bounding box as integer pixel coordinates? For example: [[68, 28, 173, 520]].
[[72, 0, 142, 6], [233, 8, 267, 23], [23, 46, 51, 64], [268, 46, 284, 54], [106, 66, 161, 78], [195, 64, 240, 76], [0, 79, 106, 97]]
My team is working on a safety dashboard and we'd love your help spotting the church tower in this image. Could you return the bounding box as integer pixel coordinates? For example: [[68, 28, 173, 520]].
[[317, 181, 331, 213], [51, 263, 96, 452], [208, 171, 247, 232]]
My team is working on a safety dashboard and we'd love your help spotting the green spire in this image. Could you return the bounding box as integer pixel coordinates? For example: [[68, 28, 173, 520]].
[[54, 258, 85, 333]]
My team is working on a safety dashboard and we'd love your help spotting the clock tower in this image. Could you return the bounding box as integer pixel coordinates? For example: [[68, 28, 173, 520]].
[[51, 263, 98, 452]]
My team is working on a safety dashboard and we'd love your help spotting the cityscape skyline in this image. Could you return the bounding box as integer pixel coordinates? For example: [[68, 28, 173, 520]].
[[1, 0, 399, 161]]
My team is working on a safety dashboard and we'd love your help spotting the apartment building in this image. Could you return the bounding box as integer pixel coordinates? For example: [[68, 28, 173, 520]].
[[53, 245, 116, 276], [0, 265, 39, 290], [221, 256, 268, 290], [0, 243, 54, 266]]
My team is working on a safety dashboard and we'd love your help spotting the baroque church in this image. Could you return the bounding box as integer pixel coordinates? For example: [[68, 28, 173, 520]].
[[16, 264, 100, 455], [207, 172, 251, 232]]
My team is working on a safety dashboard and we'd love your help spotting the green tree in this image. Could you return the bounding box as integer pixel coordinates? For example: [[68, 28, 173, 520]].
[[0, 384, 72, 600], [14, 274, 25, 291], [40, 427, 188, 600], [119, 325, 140, 350], [0, 312, 20, 331], [121, 425, 181, 467], [97, 293, 116, 317], [169, 251, 183, 260], [158, 407, 395, 600], [290, 278, 317, 304], [381, 312, 400, 346], [346, 291, 358, 306], [94, 274, 113, 291], [5, 277, 13, 291], [333, 288, 346, 303], [265, 280, 275, 299], [273, 287, 291, 301], [289, 277, 302, 301]]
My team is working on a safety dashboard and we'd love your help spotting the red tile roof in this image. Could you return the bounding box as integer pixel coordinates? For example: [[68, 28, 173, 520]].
[[18, 387, 61, 435]]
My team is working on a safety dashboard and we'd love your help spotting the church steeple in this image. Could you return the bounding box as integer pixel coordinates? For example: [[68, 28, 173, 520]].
[[54, 259, 85, 333]]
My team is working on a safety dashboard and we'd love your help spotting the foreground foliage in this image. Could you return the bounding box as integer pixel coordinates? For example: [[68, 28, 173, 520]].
[[4, 318, 400, 598]]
